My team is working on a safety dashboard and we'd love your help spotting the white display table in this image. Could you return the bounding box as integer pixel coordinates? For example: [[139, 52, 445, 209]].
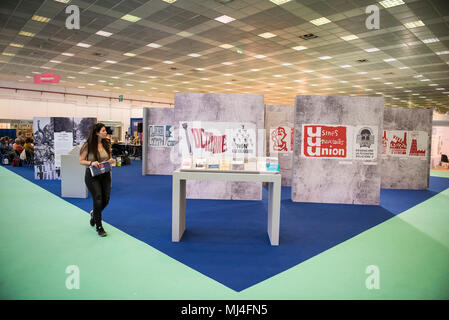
[[172, 169, 281, 245]]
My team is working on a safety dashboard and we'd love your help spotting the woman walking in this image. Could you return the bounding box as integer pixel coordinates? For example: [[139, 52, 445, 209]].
[[79, 123, 114, 237]]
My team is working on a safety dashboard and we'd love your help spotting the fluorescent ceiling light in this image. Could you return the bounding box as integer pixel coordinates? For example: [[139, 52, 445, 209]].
[[67, 76, 75, 79], [379, 0, 404, 8], [105, 60, 117, 64], [372, 77, 381, 80], [258, 32, 277, 39], [365, 48, 380, 52], [310, 17, 331, 26], [2, 52, 15, 56], [270, 0, 292, 5], [251, 69, 260, 72], [254, 55, 266, 59], [123, 52, 136, 57], [177, 31, 193, 37], [175, 73, 183, 76], [340, 65, 352, 68], [413, 75, 423, 78], [215, 15, 235, 24], [163, 60, 174, 64], [357, 72, 367, 75], [9, 43, 23, 48], [162, 0, 177, 3], [54, 0, 71, 3], [224, 74, 232, 76], [399, 66, 409, 69], [222, 62, 233, 65], [76, 42, 91, 48], [384, 58, 397, 62], [292, 45, 307, 51], [420, 79, 430, 81], [98, 80, 106, 83], [62, 52, 74, 56], [50, 60, 61, 63], [273, 75, 282, 77], [142, 67, 152, 70], [429, 84, 438, 86], [319, 56, 332, 60], [188, 53, 201, 57], [422, 38, 439, 44], [121, 14, 141, 22], [111, 76, 119, 79], [125, 72, 135, 75], [32, 15, 51, 23], [404, 20, 424, 29], [126, 84, 134, 86], [87, 83, 95, 86], [195, 68, 205, 71], [96, 30, 113, 37], [18, 31, 35, 37], [90, 66, 100, 69], [219, 44, 234, 49], [147, 43, 162, 48], [341, 35, 358, 41], [304, 70, 314, 73], [436, 51, 449, 55]]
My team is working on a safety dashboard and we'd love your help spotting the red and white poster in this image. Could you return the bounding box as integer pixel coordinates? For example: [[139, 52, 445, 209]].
[[269, 126, 293, 153], [388, 130, 408, 156], [382, 130, 388, 157], [409, 131, 428, 157], [301, 124, 349, 159]]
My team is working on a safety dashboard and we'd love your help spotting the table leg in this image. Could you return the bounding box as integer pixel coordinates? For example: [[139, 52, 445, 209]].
[[172, 175, 186, 242], [267, 179, 281, 246]]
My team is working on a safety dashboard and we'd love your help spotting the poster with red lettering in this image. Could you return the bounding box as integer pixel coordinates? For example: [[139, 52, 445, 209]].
[[269, 126, 293, 153], [301, 124, 349, 159], [178, 121, 256, 158]]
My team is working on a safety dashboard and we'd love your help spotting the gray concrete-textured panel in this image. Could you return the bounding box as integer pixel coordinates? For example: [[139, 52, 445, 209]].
[[381, 107, 432, 189], [292, 95, 384, 205], [174, 93, 264, 200]]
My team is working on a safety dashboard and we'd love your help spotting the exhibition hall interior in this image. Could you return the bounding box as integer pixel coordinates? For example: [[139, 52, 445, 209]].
[[1, 0, 449, 300]]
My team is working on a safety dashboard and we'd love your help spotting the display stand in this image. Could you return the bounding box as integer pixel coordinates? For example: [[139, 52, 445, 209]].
[[61, 146, 87, 198], [172, 169, 282, 246]]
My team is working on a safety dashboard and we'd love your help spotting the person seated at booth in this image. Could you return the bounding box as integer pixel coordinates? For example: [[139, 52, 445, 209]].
[[0, 137, 15, 163], [24, 137, 34, 153], [13, 138, 24, 156]]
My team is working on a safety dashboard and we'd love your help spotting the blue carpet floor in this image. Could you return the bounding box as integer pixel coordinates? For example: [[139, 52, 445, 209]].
[[4, 161, 449, 292]]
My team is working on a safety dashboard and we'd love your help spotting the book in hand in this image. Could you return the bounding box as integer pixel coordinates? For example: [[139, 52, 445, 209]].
[[89, 161, 111, 177]]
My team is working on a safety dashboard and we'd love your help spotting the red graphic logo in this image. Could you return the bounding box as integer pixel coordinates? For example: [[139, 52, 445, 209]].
[[409, 133, 426, 156], [390, 132, 407, 155], [33, 70, 61, 84], [271, 127, 288, 152], [303, 125, 347, 158], [382, 130, 388, 155]]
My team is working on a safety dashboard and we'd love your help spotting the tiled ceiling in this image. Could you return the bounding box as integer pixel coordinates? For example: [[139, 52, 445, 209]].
[[0, 0, 448, 112]]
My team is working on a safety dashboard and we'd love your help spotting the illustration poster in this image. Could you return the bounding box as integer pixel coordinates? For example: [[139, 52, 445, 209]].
[[408, 131, 427, 157], [270, 126, 293, 153], [148, 125, 176, 147], [388, 130, 408, 156], [353, 126, 378, 161]]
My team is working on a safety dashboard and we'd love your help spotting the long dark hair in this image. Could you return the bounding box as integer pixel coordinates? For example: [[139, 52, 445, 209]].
[[80, 123, 111, 161]]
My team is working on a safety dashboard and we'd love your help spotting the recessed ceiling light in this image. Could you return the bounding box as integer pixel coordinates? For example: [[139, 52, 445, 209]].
[[436, 88, 445, 90], [340, 65, 352, 68], [62, 52, 74, 56], [54, 0, 71, 3], [340, 80, 348, 83], [319, 56, 332, 60], [188, 53, 201, 57], [18, 31, 35, 37], [32, 15, 51, 23], [162, 0, 177, 3], [365, 48, 380, 52], [163, 60, 174, 64], [357, 72, 367, 75], [50, 60, 61, 63], [258, 32, 277, 39], [78, 86, 85, 88], [322, 75, 332, 79], [254, 55, 266, 59], [177, 31, 193, 37], [148, 76, 158, 79], [87, 83, 95, 86], [90, 66, 100, 69], [9, 43, 23, 48], [147, 43, 162, 48], [76, 42, 91, 48], [121, 14, 141, 22], [404, 21, 425, 29], [420, 79, 430, 81], [251, 69, 260, 72], [292, 45, 307, 51], [436, 51, 449, 55], [142, 67, 152, 70], [78, 72, 87, 74], [222, 62, 233, 65], [379, 0, 404, 8], [395, 86, 403, 88], [341, 35, 358, 41], [105, 60, 117, 64], [282, 63, 293, 66], [195, 68, 205, 71], [125, 72, 135, 75], [126, 83, 134, 86], [429, 84, 438, 86], [96, 30, 113, 37], [422, 38, 439, 44], [384, 82, 393, 85], [123, 52, 136, 57], [224, 73, 232, 76], [273, 75, 282, 77], [384, 58, 397, 62], [304, 70, 314, 73], [215, 15, 235, 24], [399, 66, 409, 69], [67, 76, 75, 79], [372, 77, 381, 80], [98, 80, 106, 83], [310, 17, 331, 26], [219, 44, 234, 49], [140, 81, 148, 83], [270, 0, 292, 5], [404, 90, 412, 92], [175, 73, 183, 76], [2, 52, 15, 57]]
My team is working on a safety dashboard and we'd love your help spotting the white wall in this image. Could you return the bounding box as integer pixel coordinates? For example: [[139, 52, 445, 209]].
[[0, 80, 173, 141]]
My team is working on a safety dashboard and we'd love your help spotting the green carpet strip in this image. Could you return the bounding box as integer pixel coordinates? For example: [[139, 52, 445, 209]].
[[0, 166, 448, 299]]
